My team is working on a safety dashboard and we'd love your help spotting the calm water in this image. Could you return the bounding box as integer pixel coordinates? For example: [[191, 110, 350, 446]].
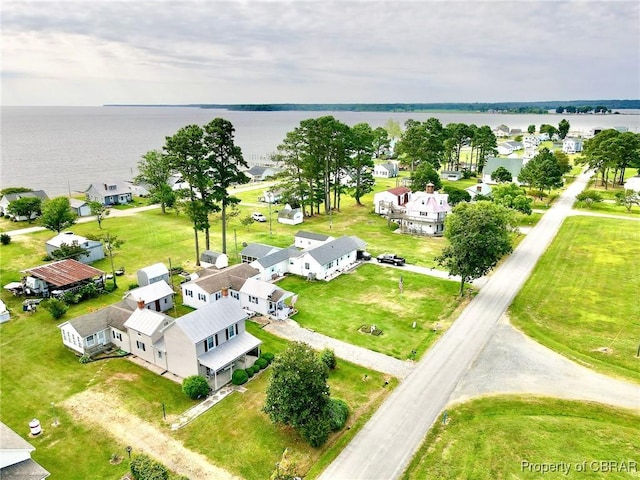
[[2, 106, 638, 197]]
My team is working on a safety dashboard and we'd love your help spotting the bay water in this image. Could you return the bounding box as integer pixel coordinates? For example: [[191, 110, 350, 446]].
[[2, 106, 638, 197]]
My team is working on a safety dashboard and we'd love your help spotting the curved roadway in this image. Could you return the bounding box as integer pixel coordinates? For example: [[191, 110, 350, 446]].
[[319, 170, 610, 480]]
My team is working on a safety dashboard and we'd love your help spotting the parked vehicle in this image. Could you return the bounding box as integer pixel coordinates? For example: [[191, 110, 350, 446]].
[[377, 253, 406, 266], [252, 212, 267, 222]]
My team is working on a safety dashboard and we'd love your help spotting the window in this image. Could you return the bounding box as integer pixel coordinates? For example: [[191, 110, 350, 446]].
[[86, 334, 95, 347], [157, 351, 162, 359], [231, 291, 239, 300], [112, 331, 122, 341], [63, 330, 68, 342], [204, 335, 215, 352], [304, 262, 310, 270], [249, 295, 259, 304], [198, 293, 206, 301], [227, 325, 236, 340], [185, 289, 193, 298], [215, 292, 222, 300], [136, 340, 146, 352], [164, 298, 168, 304]]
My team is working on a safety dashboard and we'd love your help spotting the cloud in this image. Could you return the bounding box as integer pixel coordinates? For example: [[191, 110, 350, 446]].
[[1, 0, 638, 105]]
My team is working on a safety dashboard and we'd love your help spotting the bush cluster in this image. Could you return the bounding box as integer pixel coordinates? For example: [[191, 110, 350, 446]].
[[130, 454, 169, 480], [254, 358, 268, 370], [261, 352, 275, 363], [232, 369, 248, 385], [182, 375, 210, 399], [245, 367, 254, 378], [0, 233, 11, 245], [320, 348, 336, 370], [42, 298, 68, 319], [328, 398, 349, 431]]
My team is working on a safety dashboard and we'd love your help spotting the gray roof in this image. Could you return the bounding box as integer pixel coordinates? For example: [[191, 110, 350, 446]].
[[278, 207, 302, 219], [247, 165, 268, 177], [0, 422, 50, 480], [307, 236, 359, 265], [295, 231, 331, 242], [172, 300, 248, 344], [2, 190, 49, 202], [201, 250, 224, 263], [61, 301, 133, 336], [69, 198, 88, 208], [86, 181, 131, 196], [240, 243, 281, 260], [256, 247, 300, 268], [190, 264, 259, 294], [124, 308, 170, 336]]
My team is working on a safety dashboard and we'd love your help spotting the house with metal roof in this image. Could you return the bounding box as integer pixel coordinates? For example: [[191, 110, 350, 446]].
[[294, 231, 334, 249], [123, 280, 175, 312], [240, 243, 282, 264], [0, 422, 50, 480], [123, 304, 173, 367], [278, 204, 303, 225], [400, 184, 451, 236], [22, 259, 105, 297], [181, 263, 260, 310], [290, 236, 362, 280], [373, 186, 411, 215], [45, 231, 105, 264], [162, 299, 261, 390]]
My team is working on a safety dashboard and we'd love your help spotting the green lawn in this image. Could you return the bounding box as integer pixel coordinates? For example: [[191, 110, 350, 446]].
[[278, 264, 464, 360], [403, 396, 640, 480], [510, 216, 640, 383]]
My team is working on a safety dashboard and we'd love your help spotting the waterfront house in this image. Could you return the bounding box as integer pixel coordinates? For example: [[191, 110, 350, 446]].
[[373, 162, 399, 178], [562, 137, 584, 154], [400, 183, 451, 236], [85, 181, 132, 205], [0, 190, 49, 220], [45, 231, 105, 264], [246, 165, 281, 182], [497, 141, 523, 156], [492, 125, 510, 138]]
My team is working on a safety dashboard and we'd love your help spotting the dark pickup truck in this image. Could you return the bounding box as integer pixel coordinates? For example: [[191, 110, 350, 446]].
[[377, 253, 406, 266]]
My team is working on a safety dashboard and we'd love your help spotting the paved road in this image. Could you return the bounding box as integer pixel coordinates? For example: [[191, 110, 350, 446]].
[[319, 170, 597, 480]]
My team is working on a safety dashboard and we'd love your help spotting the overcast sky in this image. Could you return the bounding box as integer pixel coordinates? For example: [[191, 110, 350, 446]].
[[2, 0, 638, 106]]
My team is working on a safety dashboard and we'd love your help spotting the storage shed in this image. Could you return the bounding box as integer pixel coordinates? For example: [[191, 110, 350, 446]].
[[200, 251, 229, 269], [137, 263, 170, 286]]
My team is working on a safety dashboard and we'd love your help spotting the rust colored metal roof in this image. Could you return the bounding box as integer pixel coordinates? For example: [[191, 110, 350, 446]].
[[24, 259, 104, 287], [388, 186, 411, 195]]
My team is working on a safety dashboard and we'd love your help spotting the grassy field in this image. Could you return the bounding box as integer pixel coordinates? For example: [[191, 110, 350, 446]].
[[510, 216, 640, 383], [403, 396, 640, 480], [279, 263, 464, 359]]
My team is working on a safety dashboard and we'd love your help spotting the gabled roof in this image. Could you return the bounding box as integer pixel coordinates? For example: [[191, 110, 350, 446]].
[[307, 236, 359, 265], [1, 190, 49, 203], [188, 263, 259, 294], [124, 308, 171, 336], [255, 247, 300, 268], [60, 301, 133, 336], [387, 186, 411, 196], [278, 206, 302, 219], [407, 191, 451, 213], [240, 243, 281, 260], [239, 277, 277, 299], [295, 231, 332, 242], [484, 157, 525, 178], [69, 198, 89, 208], [86, 181, 131, 196], [375, 163, 396, 172], [125, 281, 174, 303], [139, 263, 169, 278], [171, 300, 248, 344], [24, 259, 104, 287], [0, 422, 50, 480], [247, 165, 268, 177], [46, 232, 90, 248]]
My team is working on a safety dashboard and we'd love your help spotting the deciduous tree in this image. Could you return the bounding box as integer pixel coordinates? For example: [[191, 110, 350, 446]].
[[88, 201, 110, 229], [435, 201, 513, 295], [39, 197, 75, 231], [135, 150, 176, 214], [491, 166, 513, 183], [558, 119, 570, 140], [410, 162, 442, 192]]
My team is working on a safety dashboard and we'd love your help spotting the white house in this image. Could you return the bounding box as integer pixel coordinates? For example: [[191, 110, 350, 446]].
[[85, 181, 132, 205], [289, 236, 361, 281], [200, 251, 229, 269], [246, 165, 281, 182], [162, 300, 261, 390], [373, 162, 398, 178], [278, 204, 303, 225], [0, 190, 49, 220], [562, 137, 584, 154], [239, 277, 294, 320], [123, 304, 173, 368], [373, 186, 411, 215], [523, 135, 541, 149], [45, 232, 105, 264], [240, 243, 282, 264], [466, 181, 493, 199], [439, 170, 464, 181], [123, 280, 174, 312], [497, 141, 524, 156], [400, 184, 451, 236], [492, 125, 510, 138], [137, 263, 170, 287], [181, 263, 260, 310], [0, 422, 50, 479], [294, 231, 334, 249]]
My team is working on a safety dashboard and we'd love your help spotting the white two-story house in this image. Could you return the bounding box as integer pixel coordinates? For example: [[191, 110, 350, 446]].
[[400, 183, 451, 236]]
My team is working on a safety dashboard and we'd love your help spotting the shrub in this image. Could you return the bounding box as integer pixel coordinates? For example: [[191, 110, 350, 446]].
[[104, 283, 117, 293], [328, 398, 349, 431], [63, 291, 82, 305], [128, 282, 140, 290], [254, 358, 268, 370], [0, 233, 11, 245], [299, 414, 332, 448], [245, 368, 254, 378], [232, 369, 248, 385], [79, 353, 90, 364], [182, 375, 210, 399], [130, 454, 169, 480], [42, 298, 68, 319], [320, 348, 337, 370], [261, 352, 275, 364]]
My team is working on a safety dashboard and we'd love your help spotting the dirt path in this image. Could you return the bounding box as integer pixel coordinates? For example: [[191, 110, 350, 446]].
[[62, 389, 241, 480]]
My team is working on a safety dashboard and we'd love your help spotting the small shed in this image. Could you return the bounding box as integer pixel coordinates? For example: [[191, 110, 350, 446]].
[[278, 204, 303, 225], [137, 263, 170, 287], [200, 250, 229, 269], [69, 198, 92, 217], [0, 300, 10, 323]]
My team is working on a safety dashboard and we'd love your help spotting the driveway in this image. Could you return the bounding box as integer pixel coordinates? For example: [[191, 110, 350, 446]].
[[319, 169, 605, 480]]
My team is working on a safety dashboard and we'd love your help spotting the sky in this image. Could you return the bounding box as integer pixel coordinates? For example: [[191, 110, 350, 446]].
[[1, 0, 639, 106]]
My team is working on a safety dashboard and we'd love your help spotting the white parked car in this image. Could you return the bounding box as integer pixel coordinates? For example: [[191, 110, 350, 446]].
[[252, 212, 267, 222]]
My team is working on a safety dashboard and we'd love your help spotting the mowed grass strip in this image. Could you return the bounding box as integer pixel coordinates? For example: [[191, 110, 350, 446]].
[[175, 322, 397, 480], [403, 396, 640, 480], [278, 263, 463, 359], [510, 216, 640, 383]]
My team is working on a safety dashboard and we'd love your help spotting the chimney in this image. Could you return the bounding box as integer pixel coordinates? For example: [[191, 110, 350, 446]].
[[426, 183, 435, 194], [476, 185, 482, 193], [222, 287, 229, 297], [137, 298, 145, 309]]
